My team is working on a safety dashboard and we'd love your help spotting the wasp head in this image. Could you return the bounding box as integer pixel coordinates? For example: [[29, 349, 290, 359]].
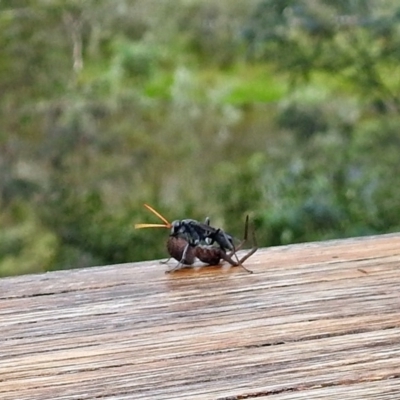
[[170, 220, 184, 236]]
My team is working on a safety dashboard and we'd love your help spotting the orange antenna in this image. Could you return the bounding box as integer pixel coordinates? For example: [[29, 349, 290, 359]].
[[134, 203, 172, 229], [135, 223, 170, 229]]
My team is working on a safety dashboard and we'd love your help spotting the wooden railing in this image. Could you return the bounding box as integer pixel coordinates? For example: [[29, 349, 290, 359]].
[[2, 233, 400, 399]]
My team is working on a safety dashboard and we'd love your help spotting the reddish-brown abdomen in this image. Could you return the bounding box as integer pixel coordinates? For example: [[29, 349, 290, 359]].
[[194, 246, 222, 265], [166, 236, 196, 265]]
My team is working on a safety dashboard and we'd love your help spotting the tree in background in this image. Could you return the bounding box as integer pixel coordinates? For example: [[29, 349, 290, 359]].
[[1, 0, 400, 276]]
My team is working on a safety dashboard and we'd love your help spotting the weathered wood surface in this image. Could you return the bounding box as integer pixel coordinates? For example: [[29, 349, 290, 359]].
[[1, 233, 400, 400]]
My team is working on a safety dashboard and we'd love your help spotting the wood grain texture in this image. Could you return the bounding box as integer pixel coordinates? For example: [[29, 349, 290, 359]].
[[1, 233, 400, 400]]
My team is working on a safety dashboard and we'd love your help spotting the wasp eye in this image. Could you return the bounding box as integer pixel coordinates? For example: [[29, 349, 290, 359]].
[[170, 220, 181, 235]]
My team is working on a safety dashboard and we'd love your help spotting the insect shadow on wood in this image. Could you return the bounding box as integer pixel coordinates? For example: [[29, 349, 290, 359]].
[[135, 204, 257, 273]]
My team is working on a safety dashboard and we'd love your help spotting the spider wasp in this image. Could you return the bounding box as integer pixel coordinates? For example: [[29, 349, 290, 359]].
[[135, 204, 257, 273]]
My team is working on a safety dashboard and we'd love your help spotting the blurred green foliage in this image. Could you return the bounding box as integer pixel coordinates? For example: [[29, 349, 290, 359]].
[[1, 0, 400, 276]]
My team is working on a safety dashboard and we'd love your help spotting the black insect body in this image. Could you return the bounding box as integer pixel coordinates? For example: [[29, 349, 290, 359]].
[[201, 220, 236, 252], [168, 217, 239, 271], [169, 217, 234, 249], [169, 219, 206, 245], [165, 230, 256, 274], [135, 204, 257, 273]]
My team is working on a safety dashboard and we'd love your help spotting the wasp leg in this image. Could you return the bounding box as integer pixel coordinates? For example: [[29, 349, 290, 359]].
[[165, 242, 192, 273], [226, 215, 249, 263], [237, 246, 257, 266], [165, 261, 183, 273], [181, 241, 192, 263], [218, 250, 253, 274], [237, 222, 258, 268], [224, 216, 257, 274], [160, 257, 172, 264], [203, 217, 213, 244]]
